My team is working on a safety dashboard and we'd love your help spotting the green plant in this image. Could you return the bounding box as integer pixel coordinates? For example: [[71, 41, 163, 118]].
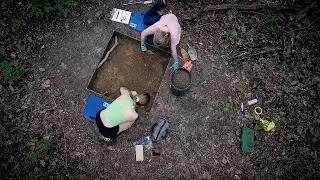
[[58, 175, 66, 180], [57, 0, 78, 17], [68, 161, 78, 173], [0, 60, 25, 80], [228, 28, 238, 40], [22, 175, 35, 180], [32, 0, 77, 20], [30, 136, 53, 162], [264, 12, 283, 30], [12, 18, 26, 32], [238, 87, 246, 94], [219, 100, 235, 109], [178, 0, 194, 7], [0, 49, 25, 81], [22, 35, 33, 44], [0, 48, 4, 59]]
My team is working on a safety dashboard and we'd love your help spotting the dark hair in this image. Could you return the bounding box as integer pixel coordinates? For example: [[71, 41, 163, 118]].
[[136, 93, 151, 106]]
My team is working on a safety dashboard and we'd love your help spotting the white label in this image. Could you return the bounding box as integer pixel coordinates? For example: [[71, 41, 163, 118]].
[[135, 145, 144, 161], [110, 8, 132, 24], [103, 102, 109, 108], [247, 99, 258, 106]]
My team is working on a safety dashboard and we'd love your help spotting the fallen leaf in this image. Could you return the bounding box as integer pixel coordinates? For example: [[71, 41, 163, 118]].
[[9, 85, 15, 92], [40, 160, 46, 166], [222, 158, 228, 164], [244, 92, 252, 98], [60, 62, 67, 69]]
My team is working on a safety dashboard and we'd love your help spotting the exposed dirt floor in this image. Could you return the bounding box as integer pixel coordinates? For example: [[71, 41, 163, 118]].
[[88, 32, 170, 102]]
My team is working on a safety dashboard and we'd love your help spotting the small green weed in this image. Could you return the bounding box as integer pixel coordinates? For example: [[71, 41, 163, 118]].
[[178, 0, 193, 7], [22, 175, 35, 180], [12, 18, 26, 32], [264, 12, 283, 30], [219, 100, 235, 109], [0, 48, 25, 81], [0, 60, 25, 80], [0, 48, 4, 59], [30, 136, 53, 163], [58, 175, 66, 180], [57, 0, 78, 18], [68, 161, 79, 173], [22, 35, 33, 44], [228, 28, 238, 40], [32, 0, 77, 20], [237, 87, 246, 94]]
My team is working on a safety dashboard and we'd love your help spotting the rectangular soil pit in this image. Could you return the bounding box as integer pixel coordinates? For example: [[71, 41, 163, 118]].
[[88, 31, 171, 110]]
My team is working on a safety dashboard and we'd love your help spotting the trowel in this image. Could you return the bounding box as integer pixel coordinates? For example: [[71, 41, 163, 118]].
[[187, 44, 197, 61], [145, 50, 155, 55], [180, 47, 190, 62]]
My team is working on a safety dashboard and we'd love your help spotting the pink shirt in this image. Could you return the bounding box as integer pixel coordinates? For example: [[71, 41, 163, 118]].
[[141, 13, 181, 60]]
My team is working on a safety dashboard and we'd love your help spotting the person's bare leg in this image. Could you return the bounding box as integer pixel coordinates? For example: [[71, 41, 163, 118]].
[[118, 121, 135, 134]]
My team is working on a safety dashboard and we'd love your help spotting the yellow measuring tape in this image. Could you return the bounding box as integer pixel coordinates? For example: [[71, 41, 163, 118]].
[[253, 107, 275, 132]]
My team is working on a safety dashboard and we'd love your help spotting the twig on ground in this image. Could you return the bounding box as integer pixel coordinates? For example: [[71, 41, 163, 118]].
[[98, 36, 119, 68], [184, 3, 295, 24], [204, 4, 294, 11], [281, 2, 319, 58], [193, 1, 211, 21], [233, 47, 282, 61], [183, 1, 211, 23], [281, 16, 319, 59], [284, 1, 318, 29], [238, 10, 265, 16], [283, 29, 295, 58], [188, 22, 213, 29], [294, 16, 320, 31]]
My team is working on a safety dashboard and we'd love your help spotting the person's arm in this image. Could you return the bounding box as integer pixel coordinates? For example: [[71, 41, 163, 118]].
[[141, 23, 159, 45], [123, 110, 138, 123], [170, 37, 180, 70], [120, 87, 130, 96], [170, 42, 178, 61], [129, 112, 139, 122]]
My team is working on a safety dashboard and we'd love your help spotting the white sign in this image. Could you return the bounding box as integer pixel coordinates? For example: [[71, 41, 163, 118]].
[[110, 8, 132, 24]]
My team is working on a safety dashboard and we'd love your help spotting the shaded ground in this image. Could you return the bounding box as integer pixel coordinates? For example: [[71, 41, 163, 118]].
[[1, 0, 319, 179]]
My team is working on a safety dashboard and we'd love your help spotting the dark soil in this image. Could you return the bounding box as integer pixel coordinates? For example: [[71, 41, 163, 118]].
[[172, 69, 191, 89], [88, 32, 170, 109]]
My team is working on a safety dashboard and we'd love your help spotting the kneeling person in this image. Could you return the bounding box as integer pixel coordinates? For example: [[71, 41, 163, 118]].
[[95, 87, 150, 141]]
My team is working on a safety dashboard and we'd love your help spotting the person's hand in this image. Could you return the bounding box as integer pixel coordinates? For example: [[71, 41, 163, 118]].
[[140, 44, 147, 52], [170, 60, 180, 70], [131, 91, 138, 96]]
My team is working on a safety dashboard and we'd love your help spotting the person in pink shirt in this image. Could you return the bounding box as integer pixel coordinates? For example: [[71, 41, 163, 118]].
[[140, 0, 181, 70]]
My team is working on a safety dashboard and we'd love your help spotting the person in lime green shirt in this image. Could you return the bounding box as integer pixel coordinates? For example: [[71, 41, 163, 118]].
[[95, 87, 151, 142]]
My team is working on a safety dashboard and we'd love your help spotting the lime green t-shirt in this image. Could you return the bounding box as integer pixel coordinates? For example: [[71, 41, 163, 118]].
[[100, 98, 134, 127]]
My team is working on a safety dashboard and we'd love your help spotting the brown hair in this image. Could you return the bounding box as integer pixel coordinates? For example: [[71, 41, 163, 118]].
[[136, 93, 151, 106], [153, 30, 170, 48]]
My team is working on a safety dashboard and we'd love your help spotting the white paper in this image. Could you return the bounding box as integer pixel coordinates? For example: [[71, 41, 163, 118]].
[[110, 8, 132, 24], [135, 145, 144, 161]]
